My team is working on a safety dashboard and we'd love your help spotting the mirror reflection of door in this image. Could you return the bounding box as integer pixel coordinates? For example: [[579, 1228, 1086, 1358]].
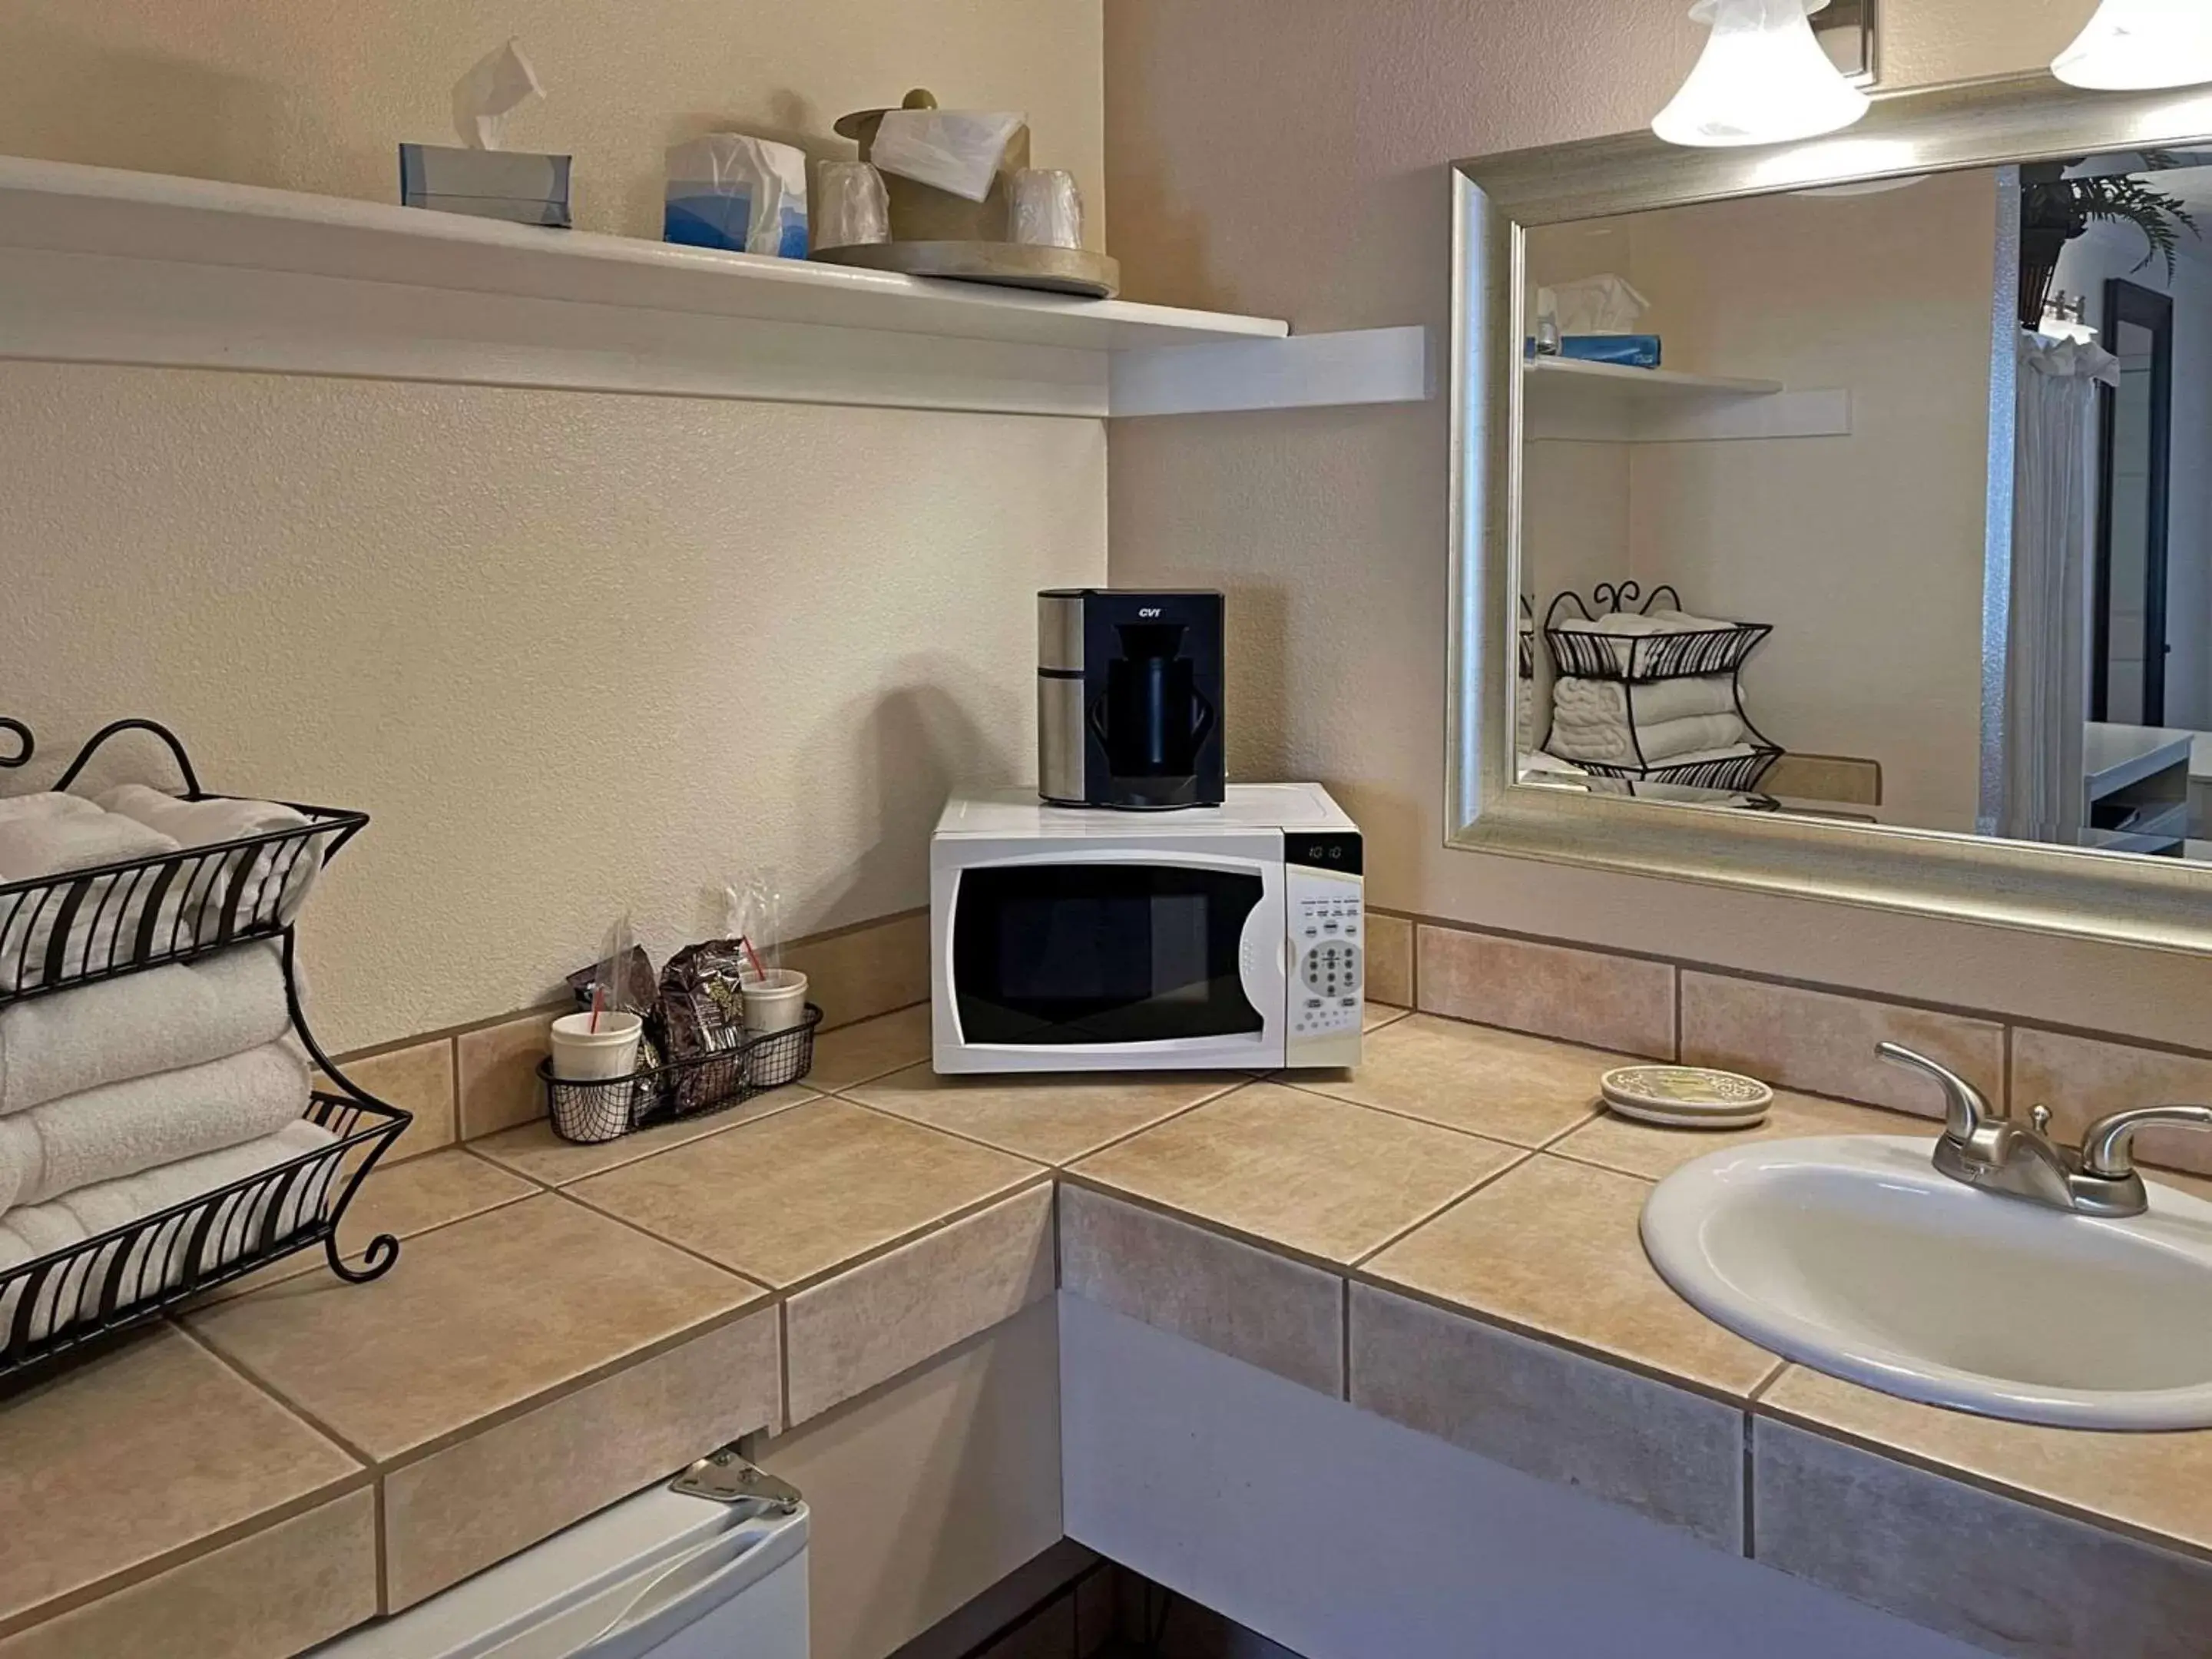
[[2094, 279, 2174, 726]]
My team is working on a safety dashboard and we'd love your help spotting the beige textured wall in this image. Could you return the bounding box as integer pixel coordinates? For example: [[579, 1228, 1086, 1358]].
[[1, 369, 1101, 1051], [0, 2, 1105, 1051], [1104, 0, 2212, 1048]]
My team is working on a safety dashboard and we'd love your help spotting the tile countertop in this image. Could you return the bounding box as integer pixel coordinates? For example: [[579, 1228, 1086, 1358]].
[[7, 1001, 2212, 1656]]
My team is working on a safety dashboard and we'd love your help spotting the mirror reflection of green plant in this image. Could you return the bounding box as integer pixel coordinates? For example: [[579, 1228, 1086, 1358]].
[[2018, 151, 2201, 329]]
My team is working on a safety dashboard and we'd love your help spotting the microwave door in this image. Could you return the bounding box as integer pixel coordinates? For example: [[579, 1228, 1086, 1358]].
[[945, 849, 1284, 1069]]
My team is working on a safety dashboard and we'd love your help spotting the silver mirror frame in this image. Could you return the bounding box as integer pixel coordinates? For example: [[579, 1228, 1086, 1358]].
[[1447, 71, 2212, 955]]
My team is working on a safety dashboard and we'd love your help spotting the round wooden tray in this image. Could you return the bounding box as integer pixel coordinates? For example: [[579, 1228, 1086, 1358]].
[[811, 240, 1121, 299]]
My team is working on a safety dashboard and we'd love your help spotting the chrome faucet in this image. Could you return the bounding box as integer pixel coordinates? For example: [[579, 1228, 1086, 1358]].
[[1877, 1042, 2212, 1219]]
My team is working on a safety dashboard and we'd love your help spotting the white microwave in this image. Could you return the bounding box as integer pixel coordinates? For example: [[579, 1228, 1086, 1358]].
[[931, 784, 1364, 1074]]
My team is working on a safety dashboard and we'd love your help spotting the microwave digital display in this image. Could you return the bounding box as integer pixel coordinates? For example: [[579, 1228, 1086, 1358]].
[[952, 864, 1263, 1045]]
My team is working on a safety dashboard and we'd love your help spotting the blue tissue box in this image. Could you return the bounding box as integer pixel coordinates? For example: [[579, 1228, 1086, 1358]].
[[1558, 334, 1662, 369], [399, 144, 571, 228]]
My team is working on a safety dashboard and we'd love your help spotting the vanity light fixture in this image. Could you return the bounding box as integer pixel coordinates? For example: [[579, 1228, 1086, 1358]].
[[2052, 0, 2212, 91], [1652, 0, 1871, 148]]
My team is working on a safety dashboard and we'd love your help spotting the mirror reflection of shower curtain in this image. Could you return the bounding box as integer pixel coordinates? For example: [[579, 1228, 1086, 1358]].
[[2003, 334, 2119, 843]]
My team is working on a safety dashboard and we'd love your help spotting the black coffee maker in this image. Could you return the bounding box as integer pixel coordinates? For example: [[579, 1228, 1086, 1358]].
[[1037, 589, 1225, 810]]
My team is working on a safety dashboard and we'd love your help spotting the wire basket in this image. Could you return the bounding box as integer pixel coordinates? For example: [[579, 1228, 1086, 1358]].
[[0, 1090, 409, 1376], [1542, 584, 1772, 684], [538, 1005, 824, 1145], [0, 719, 366, 1006], [1575, 745, 1783, 794]]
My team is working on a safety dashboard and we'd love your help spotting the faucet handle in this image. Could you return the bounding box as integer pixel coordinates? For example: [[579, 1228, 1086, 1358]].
[[2080, 1104, 2212, 1181], [1876, 1042, 1991, 1143]]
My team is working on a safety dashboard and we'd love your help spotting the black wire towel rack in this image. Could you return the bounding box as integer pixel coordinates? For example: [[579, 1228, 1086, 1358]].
[[0, 717, 408, 1377], [1539, 583, 1783, 794]]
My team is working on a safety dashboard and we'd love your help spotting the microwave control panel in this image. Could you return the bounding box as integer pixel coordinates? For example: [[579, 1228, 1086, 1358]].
[[1283, 831, 1363, 1069]]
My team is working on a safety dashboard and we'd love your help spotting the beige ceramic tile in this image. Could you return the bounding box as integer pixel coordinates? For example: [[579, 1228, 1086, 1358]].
[[1071, 1081, 1522, 1267], [198, 1147, 538, 1301], [784, 912, 928, 1029], [571, 1096, 1040, 1288], [188, 1194, 761, 1462], [0, 1326, 359, 1629], [1351, 1283, 1744, 1551], [471, 1085, 816, 1186], [323, 1035, 455, 1161], [1679, 972, 2003, 1118], [383, 1306, 780, 1609], [0, 1488, 376, 1659], [846, 1065, 1237, 1166], [1762, 1366, 2212, 1556], [1362, 1002, 1410, 1033], [1417, 926, 1674, 1058], [1291, 1015, 1613, 1148], [785, 1184, 1055, 1425], [1754, 1419, 2212, 1658], [1061, 1184, 1345, 1396], [1363, 1154, 1777, 1398], [1362, 912, 1415, 1008], [2013, 1028, 2212, 1178], [456, 1009, 561, 1140], [806, 1003, 932, 1091], [1551, 1089, 1922, 1182]]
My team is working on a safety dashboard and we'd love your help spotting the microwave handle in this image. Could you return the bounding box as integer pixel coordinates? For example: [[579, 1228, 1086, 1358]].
[[1237, 876, 1286, 1022]]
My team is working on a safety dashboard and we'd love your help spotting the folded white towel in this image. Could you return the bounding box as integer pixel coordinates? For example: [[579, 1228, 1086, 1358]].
[[0, 1121, 333, 1343], [0, 941, 290, 1117], [0, 813, 187, 992], [0, 1042, 310, 1217], [0, 809, 177, 887], [97, 785, 323, 933], [1552, 675, 1739, 727], [1548, 710, 1749, 765], [1551, 608, 1730, 637], [0, 793, 101, 828]]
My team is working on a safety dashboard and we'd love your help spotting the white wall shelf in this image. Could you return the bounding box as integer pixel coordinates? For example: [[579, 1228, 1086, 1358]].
[[1523, 356, 1850, 443], [0, 154, 1426, 420]]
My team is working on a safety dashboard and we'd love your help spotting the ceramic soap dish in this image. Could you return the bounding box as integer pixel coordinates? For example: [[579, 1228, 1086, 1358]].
[[1600, 1065, 1773, 1130]]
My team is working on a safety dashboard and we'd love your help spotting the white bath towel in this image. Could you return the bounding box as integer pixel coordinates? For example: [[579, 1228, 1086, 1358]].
[[1546, 710, 1749, 765], [0, 793, 101, 828], [0, 812, 186, 992], [1549, 607, 1730, 638], [0, 1120, 333, 1344], [0, 808, 177, 886], [0, 941, 291, 1117], [1551, 674, 1739, 729], [0, 1042, 310, 1217], [96, 785, 323, 933]]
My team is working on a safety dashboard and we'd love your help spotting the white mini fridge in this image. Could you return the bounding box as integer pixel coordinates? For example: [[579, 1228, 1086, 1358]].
[[318, 1451, 808, 1659]]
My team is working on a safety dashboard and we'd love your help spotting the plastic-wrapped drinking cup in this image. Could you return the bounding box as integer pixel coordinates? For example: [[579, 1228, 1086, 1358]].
[[815, 161, 891, 248], [1009, 168, 1084, 250]]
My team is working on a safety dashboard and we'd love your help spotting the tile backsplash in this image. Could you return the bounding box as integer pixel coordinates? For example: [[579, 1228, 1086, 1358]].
[[1677, 972, 2004, 1120], [1391, 912, 2212, 1179], [338, 904, 2212, 1183], [1417, 925, 1674, 1059]]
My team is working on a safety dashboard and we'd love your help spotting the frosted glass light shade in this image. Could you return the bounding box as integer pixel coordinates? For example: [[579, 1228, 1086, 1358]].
[[2052, 0, 2212, 91], [1652, 0, 1871, 148]]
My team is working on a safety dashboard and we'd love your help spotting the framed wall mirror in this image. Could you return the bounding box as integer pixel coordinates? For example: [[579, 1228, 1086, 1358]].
[[1448, 73, 2212, 953]]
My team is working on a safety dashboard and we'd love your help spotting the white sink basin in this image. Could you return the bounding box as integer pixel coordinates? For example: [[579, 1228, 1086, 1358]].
[[1641, 1135, 2212, 1429]]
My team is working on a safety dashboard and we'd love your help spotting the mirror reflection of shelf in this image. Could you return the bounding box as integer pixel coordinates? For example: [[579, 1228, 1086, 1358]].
[[2084, 723, 2194, 858], [1522, 356, 1850, 443]]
